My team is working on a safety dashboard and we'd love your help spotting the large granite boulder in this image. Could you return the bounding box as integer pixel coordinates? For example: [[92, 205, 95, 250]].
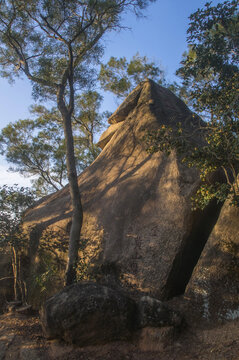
[[23, 79, 221, 301], [185, 199, 239, 321]]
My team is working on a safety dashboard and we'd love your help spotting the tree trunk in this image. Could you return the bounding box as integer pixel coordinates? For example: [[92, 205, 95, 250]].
[[89, 132, 97, 159], [11, 246, 18, 301], [58, 95, 83, 286]]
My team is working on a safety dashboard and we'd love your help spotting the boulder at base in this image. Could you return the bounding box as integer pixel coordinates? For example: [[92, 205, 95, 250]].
[[40, 282, 182, 346], [24, 79, 221, 301], [41, 282, 136, 345], [186, 199, 239, 321]]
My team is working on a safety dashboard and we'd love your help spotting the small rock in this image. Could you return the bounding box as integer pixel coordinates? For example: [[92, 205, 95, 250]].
[[137, 295, 182, 328]]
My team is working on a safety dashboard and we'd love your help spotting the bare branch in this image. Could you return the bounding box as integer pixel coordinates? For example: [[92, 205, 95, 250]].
[[40, 14, 68, 44]]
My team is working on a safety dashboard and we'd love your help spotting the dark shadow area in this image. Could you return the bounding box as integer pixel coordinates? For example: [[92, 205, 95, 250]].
[[163, 199, 223, 300]]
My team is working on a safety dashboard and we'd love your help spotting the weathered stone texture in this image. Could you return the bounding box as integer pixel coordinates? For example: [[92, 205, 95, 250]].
[[40, 282, 182, 346], [137, 296, 182, 328], [40, 282, 137, 345], [185, 199, 239, 321]]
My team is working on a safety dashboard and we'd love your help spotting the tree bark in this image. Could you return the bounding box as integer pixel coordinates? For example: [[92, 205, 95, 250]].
[[11, 246, 18, 301], [57, 91, 83, 286]]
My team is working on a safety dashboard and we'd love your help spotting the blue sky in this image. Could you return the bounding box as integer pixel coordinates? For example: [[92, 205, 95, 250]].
[[0, 0, 221, 186]]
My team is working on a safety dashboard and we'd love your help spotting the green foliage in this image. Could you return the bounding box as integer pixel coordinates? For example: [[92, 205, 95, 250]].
[[145, 122, 187, 156], [0, 91, 107, 196], [0, 0, 154, 99], [0, 109, 67, 196], [177, 0, 239, 120], [0, 185, 36, 301], [73, 91, 107, 161], [77, 244, 90, 281], [99, 53, 165, 98], [30, 228, 68, 302], [32, 259, 58, 295], [0, 185, 36, 247], [99, 52, 194, 108]]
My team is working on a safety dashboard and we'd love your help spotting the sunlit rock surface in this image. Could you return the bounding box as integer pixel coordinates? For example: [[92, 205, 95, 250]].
[[24, 79, 218, 300]]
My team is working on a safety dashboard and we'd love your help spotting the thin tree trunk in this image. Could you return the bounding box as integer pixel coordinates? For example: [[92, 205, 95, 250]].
[[57, 92, 83, 286], [11, 246, 18, 301], [89, 132, 97, 159]]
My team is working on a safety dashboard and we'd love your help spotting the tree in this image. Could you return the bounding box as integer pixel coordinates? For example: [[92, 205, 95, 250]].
[[146, 0, 239, 209], [0, 185, 36, 301], [0, 107, 67, 196], [177, 0, 239, 120], [0, 92, 106, 196], [0, 0, 154, 285], [73, 90, 107, 160], [99, 52, 166, 98]]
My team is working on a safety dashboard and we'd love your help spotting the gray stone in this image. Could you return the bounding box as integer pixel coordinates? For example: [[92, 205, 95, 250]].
[[40, 282, 137, 346], [137, 296, 182, 328]]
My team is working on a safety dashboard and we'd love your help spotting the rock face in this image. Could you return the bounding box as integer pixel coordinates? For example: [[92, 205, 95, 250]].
[[40, 282, 182, 346], [23, 79, 221, 301], [185, 199, 239, 321]]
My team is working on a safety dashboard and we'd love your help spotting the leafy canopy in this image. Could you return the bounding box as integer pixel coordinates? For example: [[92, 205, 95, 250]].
[[0, 0, 154, 98], [177, 0, 239, 119], [99, 52, 165, 98], [0, 92, 106, 196], [0, 184, 36, 248]]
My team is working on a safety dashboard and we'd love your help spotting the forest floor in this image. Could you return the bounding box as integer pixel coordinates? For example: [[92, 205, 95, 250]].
[[0, 310, 239, 360]]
